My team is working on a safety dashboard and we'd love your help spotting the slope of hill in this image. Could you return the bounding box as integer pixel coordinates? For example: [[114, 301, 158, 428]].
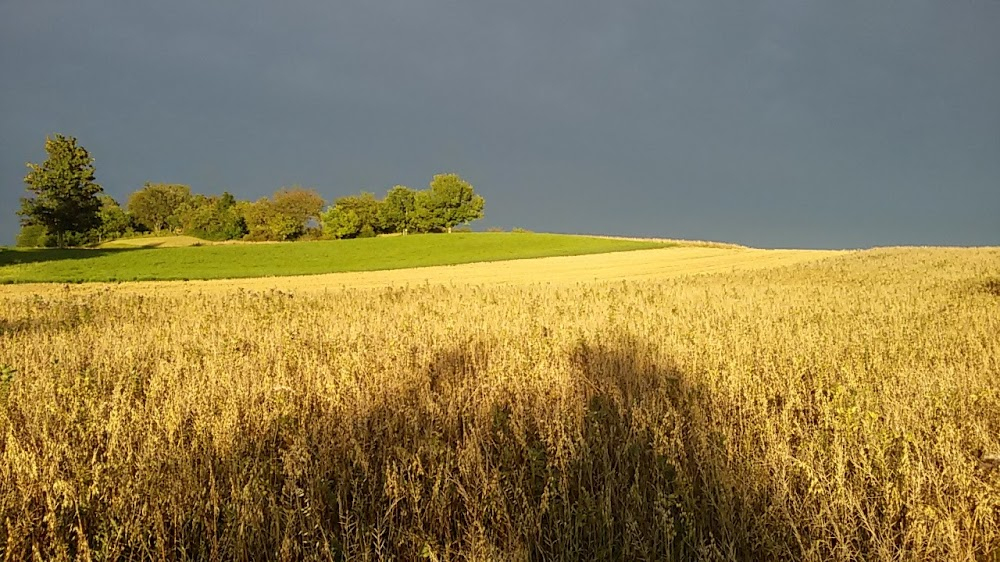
[[97, 235, 215, 248], [0, 233, 672, 284]]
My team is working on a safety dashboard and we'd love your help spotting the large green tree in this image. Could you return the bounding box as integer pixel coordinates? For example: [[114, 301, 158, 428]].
[[127, 183, 191, 232], [15, 224, 49, 247], [420, 173, 484, 233], [18, 134, 104, 246], [177, 192, 247, 240], [96, 195, 133, 242], [234, 188, 323, 241], [237, 197, 302, 241], [272, 187, 326, 231], [321, 192, 382, 239], [377, 185, 417, 234], [320, 207, 363, 239], [412, 190, 444, 233]]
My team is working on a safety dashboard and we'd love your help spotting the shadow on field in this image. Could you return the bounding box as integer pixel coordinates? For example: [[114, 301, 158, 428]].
[[302, 337, 792, 560], [0, 308, 93, 337], [0, 246, 139, 267], [984, 277, 1000, 297], [543, 337, 787, 560], [6, 335, 799, 561]]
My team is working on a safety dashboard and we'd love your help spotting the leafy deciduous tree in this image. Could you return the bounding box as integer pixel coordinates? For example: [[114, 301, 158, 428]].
[[15, 224, 49, 247], [412, 189, 444, 233], [177, 192, 247, 240], [320, 207, 362, 240], [377, 185, 417, 234], [272, 187, 326, 231], [236, 198, 297, 241], [127, 183, 191, 233], [238, 198, 276, 241], [96, 195, 132, 242], [233, 188, 324, 241], [321, 192, 382, 239], [421, 173, 484, 233]]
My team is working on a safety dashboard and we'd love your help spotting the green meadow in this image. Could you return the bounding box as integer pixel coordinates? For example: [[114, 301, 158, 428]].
[[0, 233, 670, 284]]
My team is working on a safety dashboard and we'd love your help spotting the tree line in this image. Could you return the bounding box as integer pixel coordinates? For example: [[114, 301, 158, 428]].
[[15, 134, 485, 247]]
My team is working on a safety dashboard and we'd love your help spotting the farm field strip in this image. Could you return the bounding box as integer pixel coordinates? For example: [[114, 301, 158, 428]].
[[0, 246, 844, 297], [0, 233, 670, 284]]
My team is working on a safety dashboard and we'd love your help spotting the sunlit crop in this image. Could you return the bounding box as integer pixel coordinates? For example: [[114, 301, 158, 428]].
[[1, 246, 998, 560]]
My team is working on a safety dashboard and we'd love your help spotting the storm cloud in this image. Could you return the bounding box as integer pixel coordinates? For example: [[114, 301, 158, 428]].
[[1, 0, 997, 248]]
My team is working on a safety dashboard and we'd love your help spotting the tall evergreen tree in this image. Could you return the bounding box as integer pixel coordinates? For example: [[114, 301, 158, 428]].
[[18, 134, 104, 246]]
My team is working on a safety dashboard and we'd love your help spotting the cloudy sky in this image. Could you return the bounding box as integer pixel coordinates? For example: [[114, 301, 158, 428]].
[[1, 1, 997, 248]]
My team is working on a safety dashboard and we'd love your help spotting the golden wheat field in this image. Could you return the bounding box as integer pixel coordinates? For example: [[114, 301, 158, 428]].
[[1, 246, 999, 561]]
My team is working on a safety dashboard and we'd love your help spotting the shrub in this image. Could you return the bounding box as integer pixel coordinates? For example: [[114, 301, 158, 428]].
[[15, 224, 48, 247]]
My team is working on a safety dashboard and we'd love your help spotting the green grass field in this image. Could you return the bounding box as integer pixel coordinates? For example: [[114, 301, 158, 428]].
[[0, 233, 672, 283]]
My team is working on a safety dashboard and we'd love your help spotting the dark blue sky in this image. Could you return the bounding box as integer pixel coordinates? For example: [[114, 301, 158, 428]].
[[2, 1, 997, 248]]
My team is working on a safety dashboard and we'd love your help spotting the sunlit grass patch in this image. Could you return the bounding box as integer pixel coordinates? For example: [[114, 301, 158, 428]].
[[0, 232, 672, 284]]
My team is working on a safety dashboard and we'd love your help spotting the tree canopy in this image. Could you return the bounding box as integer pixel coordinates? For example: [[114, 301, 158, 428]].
[[323, 174, 484, 238], [321, 192, 381, 239], [175, 192, 247, 241], [378, 185, 417, 234], [18, 134, 104, 246], [423, 173, 485, 233], [96, 195, 132, 241], [272, 187, 325, 229], [127, 183, 192, 233], [11, 138, 485, 246]]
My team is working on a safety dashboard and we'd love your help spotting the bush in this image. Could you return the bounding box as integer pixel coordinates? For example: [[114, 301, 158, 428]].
[[511, 227, 533, 234], [60, 231, 98, 247], [298, 227, 324, 241], [16, 227, 98, 248], [15, 225, 48, 247], [242, 231, 272, 242]]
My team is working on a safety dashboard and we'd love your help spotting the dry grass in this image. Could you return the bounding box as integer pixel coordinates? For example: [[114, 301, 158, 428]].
[[1, 246, 998, 560], [99, 235, 292, 249], [98, 235, 216, 248], [574, 234, 749, 249]]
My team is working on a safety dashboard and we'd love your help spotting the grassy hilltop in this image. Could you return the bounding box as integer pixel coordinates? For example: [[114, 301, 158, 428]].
[[0, 232, 669, 284]]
